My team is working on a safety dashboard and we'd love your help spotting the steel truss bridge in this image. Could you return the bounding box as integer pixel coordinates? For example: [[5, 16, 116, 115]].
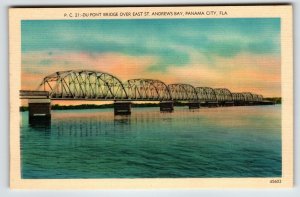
[[29, 70, 266, 104]]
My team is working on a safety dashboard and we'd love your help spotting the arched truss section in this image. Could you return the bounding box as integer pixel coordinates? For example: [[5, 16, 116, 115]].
[[252, 94, 258, 102], [124, 79, 172, 100], [232, 93, 245, 102], [242, 92, 253, 102], [214, 88, 233, 102], [168, 84, 198, 101], [252, 94, 263, 102], [36, 69, 265, 102], [38, 70, 128, 99], [195, 87, 217, 102]]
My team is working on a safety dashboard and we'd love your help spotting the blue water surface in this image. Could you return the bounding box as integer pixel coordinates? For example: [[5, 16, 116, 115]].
[[20, 105, 281, 178]]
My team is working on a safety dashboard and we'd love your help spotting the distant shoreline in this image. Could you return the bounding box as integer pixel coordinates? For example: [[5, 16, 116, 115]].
[[19, 98, 281, 112], [264, 97, 281, 104], [19, 102, 186, 112]]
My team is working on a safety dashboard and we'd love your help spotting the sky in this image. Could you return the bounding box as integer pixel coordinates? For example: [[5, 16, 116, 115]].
[[21, 18, 281, 105]]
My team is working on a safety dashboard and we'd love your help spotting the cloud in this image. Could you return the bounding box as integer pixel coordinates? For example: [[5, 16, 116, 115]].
[[21, 18, 281, 99], [21, 51, 157, 89], [164, 53, 280, 97], [22, 18, 280, 72], [22, 51, 280, 97]]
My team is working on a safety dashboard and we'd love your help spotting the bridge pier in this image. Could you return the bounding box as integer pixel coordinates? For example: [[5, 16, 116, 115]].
[[160, 101, 174, 112], [28, 99, 51, 125], [234, 101, 245, 106], [258, 100, 276, 105], [114, 101, 131, 115], [222, 101, 234, 107], [244, 101, 254, 106], [207, 101, 219, 107], [200, 101, 218, 107], [188, 102, 200, 109]]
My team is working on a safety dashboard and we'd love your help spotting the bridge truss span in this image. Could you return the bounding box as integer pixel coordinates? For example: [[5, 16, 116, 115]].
[[252, 94, 264, 102], [38, 70, 128, 100], [168, 84, 198, 101], [20, 69, 273, 124], [125, 79, 172, 101], [35, 69, 266, 104], [232, 93, 245, 102], [242, 92, 254, 102], [195, 87, 217, 102], [214, 88, 233, 102]]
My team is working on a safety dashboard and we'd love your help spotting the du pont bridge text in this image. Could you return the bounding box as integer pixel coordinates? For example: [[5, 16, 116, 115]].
[[20, 70, 274, 124]]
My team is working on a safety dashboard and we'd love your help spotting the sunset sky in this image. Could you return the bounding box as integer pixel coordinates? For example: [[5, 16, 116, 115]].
[[21, 18, 280, 105]]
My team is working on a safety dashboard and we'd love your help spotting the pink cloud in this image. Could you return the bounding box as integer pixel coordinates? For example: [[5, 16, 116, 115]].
[[22, 51, 158, 90], [166, 53, 280, 97], [21, 51, 281, 106]]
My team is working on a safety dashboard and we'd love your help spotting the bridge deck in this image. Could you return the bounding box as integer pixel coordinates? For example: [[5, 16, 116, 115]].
[[20, 90, 49, 99], [19, 90, 274, 105]]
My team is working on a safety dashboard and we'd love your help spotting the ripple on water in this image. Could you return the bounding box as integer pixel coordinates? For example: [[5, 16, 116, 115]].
[[21, 106, 281, 178]]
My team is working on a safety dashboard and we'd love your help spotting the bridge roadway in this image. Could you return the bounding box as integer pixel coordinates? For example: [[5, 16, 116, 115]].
[[20, 70, 275, 125]]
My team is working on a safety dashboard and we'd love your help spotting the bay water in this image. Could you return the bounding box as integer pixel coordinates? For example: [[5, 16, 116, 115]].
[[20, 105, 281, 178]]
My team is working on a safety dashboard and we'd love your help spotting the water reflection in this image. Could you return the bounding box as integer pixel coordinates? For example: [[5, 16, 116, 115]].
[[114, 115, 131, 125], [29, 117, 51, 128], [30, 106, 280, 138], [30, 125, 51, 133], [21, 106, 282, 178]]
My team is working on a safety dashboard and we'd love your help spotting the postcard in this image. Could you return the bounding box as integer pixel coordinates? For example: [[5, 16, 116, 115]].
[[9, 5, 293, 189]]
